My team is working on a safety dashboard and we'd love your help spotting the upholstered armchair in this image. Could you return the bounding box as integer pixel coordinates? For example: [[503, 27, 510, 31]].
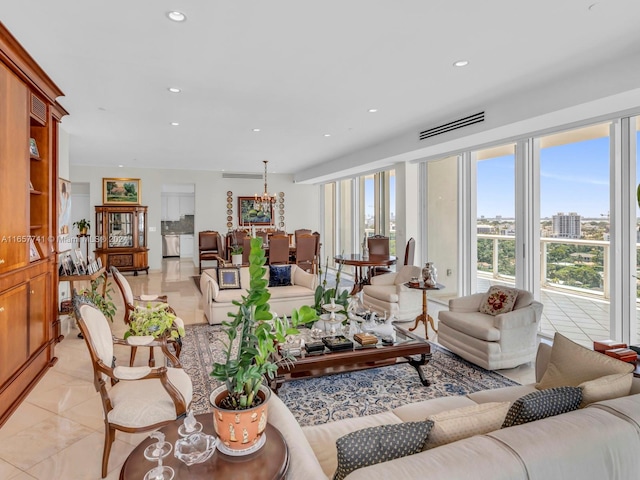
[[362, 265, 422, 321], [437, 287, 543, 370]]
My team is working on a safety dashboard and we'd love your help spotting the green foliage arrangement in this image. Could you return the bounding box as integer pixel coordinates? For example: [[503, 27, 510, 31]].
[[72, 218, 90, 232], [78, 276, 116, 322], [124, 303, 184, 340], [230, 245, 243, 255], [210, 237, 318, 409], [313, 256, 349, 316]]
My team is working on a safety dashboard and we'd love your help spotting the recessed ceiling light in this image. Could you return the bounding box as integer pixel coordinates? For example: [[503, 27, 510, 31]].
[[368, 108, 378, 113], [167, 87, 181, 93], [166, 11, 186, 22], [453, 60, 469, 67], [118, 164, 124, 168], [252, 128, 261, 132], [588, 3, 599, 11], [171, 122, 180, 126], [324, 134, 331, 137]]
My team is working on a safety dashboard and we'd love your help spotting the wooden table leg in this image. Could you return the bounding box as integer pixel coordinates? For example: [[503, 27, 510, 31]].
[[408, 290, 437, 339]]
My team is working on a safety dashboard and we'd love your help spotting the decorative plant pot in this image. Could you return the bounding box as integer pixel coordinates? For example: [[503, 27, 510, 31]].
[[79, 227, 88, 235], [232, 254, 243, 266], [209, 384, 270, 456]]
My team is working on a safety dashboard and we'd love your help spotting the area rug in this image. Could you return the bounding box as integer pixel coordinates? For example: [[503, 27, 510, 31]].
[[180, 324, 520, 426]]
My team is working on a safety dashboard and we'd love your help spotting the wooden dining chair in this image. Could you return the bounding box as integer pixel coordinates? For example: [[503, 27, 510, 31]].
[[404, 237, 416, 266], [198, 230, 223, 273], [367, 235, 391, 275], [295, 234, 317, 273], [268, 234, 290, 265], [242, 236, 252, 265], [227, 229, 249, 261]]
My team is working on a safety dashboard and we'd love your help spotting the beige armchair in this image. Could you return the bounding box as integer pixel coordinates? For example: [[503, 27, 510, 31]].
[[362, 265, 422, 321], [437, 288, 543, 370]]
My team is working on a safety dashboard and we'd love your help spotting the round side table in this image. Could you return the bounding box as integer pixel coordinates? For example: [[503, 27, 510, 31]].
[[119, 414, 288, 479], [405, 282, 445, 339]]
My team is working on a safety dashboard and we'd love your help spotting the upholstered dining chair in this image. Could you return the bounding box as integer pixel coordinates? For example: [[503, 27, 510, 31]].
[[110, 266, 182, 366], [242, 236, 252, 264], [295, 234, 317, 273], [294, 228, 312, 246], [198, 230, 224, 273], [268, 234, 290, 265], [367, 234, 392, 275], [75, 299, 192, 478], [227, 229, 249, 261]]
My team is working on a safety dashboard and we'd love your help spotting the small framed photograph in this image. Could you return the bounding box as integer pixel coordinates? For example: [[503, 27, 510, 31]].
[[29, 238, 41, 262], [29, 181, 34, 191], [63, 253, 75, 275], [218, 267, 241, 289], [73, 257, 85, 275], [29, 138, 40, 158], [74, 248, 87, 271], [103, 178, 141, 204], [97, 257, 103, 269]]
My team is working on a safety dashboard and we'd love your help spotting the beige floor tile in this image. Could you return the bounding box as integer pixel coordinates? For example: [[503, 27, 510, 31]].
[[60, 394, 105, 432], [26, 379, 97, 415], [0, 416, 94, 470], [26, 431, 134, 480], [6, 472, 38, 480], [0, 403, 54, 439], [0, 458, 22, 479]]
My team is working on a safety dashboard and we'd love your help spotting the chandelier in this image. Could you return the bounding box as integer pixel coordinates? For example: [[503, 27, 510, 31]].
[[254, 160, 277, 213]]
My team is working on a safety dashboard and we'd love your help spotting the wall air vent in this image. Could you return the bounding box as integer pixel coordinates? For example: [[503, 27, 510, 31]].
[[419, 111, 485, 140], [222, 173, 263, 179]]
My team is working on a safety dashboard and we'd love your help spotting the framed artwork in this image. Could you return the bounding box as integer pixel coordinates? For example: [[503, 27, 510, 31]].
[[103, 178, 141, 204], [237, 196, 274, 226], [29, 238, 41, 262], [218, 267, 241, 289], [29, 138, 40, 157]]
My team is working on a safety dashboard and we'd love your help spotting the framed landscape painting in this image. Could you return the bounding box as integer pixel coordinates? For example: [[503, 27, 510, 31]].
[[103, 178, 141, 204], [238, 196, 274, 225]]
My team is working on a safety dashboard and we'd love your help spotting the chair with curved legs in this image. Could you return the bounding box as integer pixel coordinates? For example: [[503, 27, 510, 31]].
[[110, 266, 182, 366], [404, 237, 416, 266], [367, 234, 392, 276], [268, 234, 290, 265], [75, 299, 192, 478]]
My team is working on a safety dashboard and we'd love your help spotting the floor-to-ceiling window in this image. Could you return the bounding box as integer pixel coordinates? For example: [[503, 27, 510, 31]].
[[474, 144, 517, 289], [538, 123, 611, 343]]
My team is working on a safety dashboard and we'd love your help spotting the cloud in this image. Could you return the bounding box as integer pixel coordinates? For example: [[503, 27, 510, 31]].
[[540, 171, 608, 186]]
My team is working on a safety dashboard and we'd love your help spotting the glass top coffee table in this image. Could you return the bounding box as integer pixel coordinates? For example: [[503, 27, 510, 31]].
[[269, 324, 432, 392]]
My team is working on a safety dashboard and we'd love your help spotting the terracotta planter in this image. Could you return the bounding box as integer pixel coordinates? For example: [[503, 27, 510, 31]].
[[209, 384, 270, 455]]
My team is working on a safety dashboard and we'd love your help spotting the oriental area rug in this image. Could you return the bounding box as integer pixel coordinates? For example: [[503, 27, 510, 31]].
[[180, 324, 519, 427]]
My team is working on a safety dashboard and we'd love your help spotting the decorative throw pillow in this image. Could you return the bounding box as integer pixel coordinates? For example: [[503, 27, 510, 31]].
[[478, 285, 519, 316], [268, 265, 292, 287], [333, 421, 433, 480], [423, 402, 511, 450], [502, 387, 582, 428], [578, 372, 632, 407], [217, 267, 241, 290], [536, 332, 634, 390]]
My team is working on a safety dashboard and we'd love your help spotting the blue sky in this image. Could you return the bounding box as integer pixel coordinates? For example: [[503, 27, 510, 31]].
[[477, 136, 615, 219]]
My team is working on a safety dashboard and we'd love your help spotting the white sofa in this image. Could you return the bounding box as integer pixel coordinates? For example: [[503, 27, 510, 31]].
[[362, 266, 422, 321], [438, 289, 543, 370], [268, 339, 640, 480], [200, 265, 317, 325]]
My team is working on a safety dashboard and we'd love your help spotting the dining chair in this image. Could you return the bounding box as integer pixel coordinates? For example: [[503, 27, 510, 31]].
[[110, 266, 182, 366], [294, 228, 312, 246], [404, 237, 416, 266], [242, 236, 252, 264], [295, 234, 317, 273], [198, 230, 223, 273], [268, 234, 290, 265], [368, 235, 391, 275], [227, 229, 249, 261], [74, 298, 192, 478]]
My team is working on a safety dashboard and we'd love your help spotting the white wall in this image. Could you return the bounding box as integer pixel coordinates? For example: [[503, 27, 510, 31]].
[[69, 166, 320, 271]]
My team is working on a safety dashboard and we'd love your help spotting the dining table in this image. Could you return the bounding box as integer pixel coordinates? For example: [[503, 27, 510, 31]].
[[334, 254, 397, 294]]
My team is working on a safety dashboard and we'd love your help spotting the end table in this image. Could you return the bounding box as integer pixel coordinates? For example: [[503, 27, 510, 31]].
[[405, 282, 444, 340]]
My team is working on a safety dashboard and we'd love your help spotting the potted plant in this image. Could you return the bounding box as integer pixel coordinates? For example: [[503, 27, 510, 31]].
[[230, 244, 243, 266], [124, 302, 185, 341], [210, 237, 317, 455], [313, 255, 350, 316], [78, 277, 116, 322], [73, 218, 91, 235]]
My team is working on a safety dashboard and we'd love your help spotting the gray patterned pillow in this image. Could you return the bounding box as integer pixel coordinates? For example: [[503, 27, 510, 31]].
[[333, 421, 433, 480], [502, 386, 582, 428]]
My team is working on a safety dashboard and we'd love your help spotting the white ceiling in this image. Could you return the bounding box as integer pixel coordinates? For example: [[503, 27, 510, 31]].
[[2, 0, 640, 178]]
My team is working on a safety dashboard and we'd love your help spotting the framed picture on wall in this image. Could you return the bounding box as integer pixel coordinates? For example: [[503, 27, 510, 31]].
[[103, 178, 141, 204], [237, 196, 274, 226]]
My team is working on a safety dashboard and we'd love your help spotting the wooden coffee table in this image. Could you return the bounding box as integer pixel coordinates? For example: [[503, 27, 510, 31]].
[[270, 324, 432, 392], [119, 415, 288, 479]]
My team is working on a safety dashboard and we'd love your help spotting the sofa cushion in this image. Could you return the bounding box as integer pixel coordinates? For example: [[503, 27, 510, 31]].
[[392, 396, 478, 422], [268, 265, 292, 287], [467, 384, 538, 405], [579, 372, 633, 407], [333, 421, 433, 480], [502, 387, 582, 428], [437, 310, 501, 341], [536, 333, 634, 390], [362, 285, 399, 303], [423, 401, 510, 450], [217, 267, 241, 289], [479, 285, 519, 316]]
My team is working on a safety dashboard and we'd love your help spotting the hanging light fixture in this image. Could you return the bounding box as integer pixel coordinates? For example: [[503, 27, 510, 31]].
[[254, 160, 277, 213]]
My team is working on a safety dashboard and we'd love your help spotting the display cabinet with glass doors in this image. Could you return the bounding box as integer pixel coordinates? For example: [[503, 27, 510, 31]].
[[94, 205, 149, 275]]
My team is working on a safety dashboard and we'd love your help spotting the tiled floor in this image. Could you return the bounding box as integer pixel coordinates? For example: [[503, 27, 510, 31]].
[[0, 259, 534, 479]]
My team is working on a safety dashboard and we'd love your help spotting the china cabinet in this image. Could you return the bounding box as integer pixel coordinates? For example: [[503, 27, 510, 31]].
[[94, 205, 149, 275]]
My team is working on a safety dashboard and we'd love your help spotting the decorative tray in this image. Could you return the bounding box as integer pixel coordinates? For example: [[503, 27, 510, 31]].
[[322, 335, 354, 351]]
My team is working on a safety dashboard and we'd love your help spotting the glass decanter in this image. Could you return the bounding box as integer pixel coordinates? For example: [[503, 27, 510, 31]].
[[143, 431, 174, 480]]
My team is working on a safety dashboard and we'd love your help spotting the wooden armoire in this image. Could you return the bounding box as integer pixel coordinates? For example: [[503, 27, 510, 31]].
[[0, 22, 68, 426]]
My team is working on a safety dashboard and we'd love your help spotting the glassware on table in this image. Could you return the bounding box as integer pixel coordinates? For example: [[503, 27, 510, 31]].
[[144, 431, 174, 480], [178, 410, 203, 437], [174, 432, 218, 466]]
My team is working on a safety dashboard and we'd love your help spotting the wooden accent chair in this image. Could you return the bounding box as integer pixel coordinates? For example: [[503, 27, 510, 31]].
[[198, 230, 223, 274], [242, 236, 252, 265], [367, 234, 392, 276], [404, 237, 416, 266], [110, 266, 182, 366], [268, 234, 290, 265], [295, 234, 317, 273], [75, 299, 192, 478]]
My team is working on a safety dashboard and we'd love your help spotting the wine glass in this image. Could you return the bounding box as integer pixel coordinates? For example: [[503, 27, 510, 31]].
[[143, 431, 174, 480]]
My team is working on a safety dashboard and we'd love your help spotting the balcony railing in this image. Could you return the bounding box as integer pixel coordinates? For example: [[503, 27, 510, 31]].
[[477, 234, 613, 299]]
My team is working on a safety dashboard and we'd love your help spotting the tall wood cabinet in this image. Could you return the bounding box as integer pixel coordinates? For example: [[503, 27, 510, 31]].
[[0, 23, 67, 426], [94, 205, 149, 275]]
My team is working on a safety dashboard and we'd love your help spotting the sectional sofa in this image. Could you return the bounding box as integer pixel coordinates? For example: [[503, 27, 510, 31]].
[[268, 333, 640, 479], [200, 264, 317, 324]]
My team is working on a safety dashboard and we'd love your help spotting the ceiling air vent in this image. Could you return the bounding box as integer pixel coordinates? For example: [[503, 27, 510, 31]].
[[419, 111, 484, 140], [222, 173, 263, 179]]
